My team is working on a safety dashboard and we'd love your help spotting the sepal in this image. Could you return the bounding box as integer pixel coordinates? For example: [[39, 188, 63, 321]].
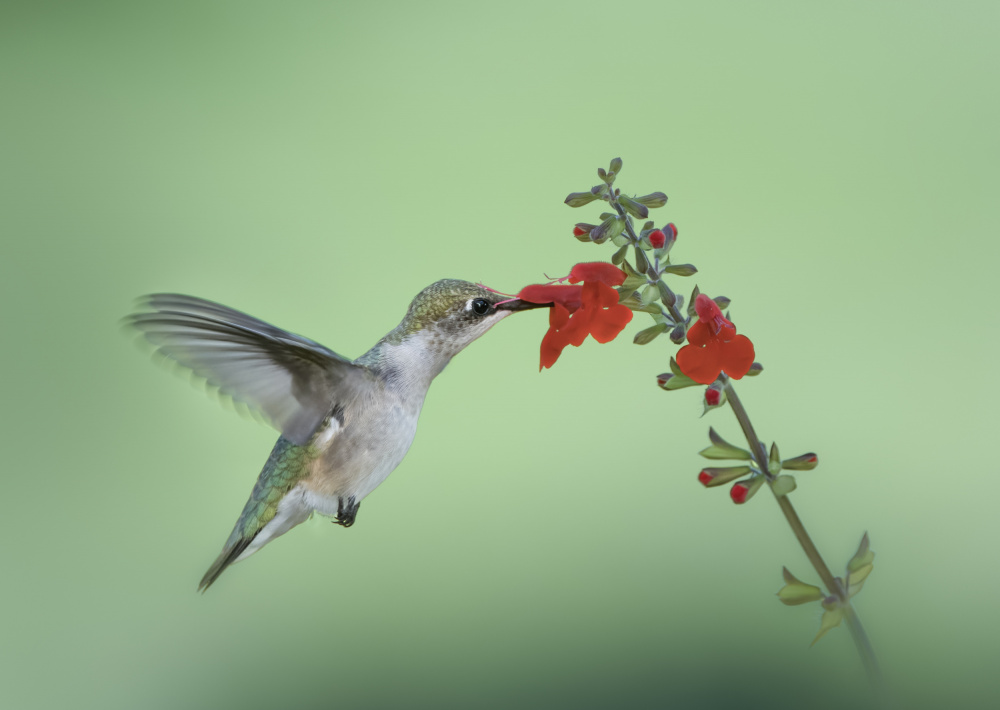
[[776, 567, 824, 606], [812, 597, 845, 646], [771, 475, 797, 496], [846, 533, 874, 596], [700, 427, 752, 460]]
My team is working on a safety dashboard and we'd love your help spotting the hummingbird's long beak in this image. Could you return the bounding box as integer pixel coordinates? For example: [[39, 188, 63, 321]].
[[495, 299, 552, 312]]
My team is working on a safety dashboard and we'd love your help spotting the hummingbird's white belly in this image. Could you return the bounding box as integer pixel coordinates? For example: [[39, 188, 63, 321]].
[[234, 401, 421, 563], [305, 397, 423, 504]]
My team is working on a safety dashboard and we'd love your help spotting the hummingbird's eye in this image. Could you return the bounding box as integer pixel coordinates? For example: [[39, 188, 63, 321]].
[[471, 298, 491, 316]]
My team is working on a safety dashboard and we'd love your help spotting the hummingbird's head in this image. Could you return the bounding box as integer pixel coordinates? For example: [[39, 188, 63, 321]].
[[372, 279, 547, 382]]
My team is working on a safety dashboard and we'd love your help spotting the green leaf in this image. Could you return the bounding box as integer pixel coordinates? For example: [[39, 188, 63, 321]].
[[700, 427, 753, 460], [640, 284, 659, 306], [769, 442, 782, 474], [777, 567, 824, 606], [633, 323, 667, 345], [611, 245, 628, 265], [771, 475, 797, 496], [812, 601, 845, 646], [636, 192, 668, 209], [619, 195, 649, 220], [565, 191, 598, 208]]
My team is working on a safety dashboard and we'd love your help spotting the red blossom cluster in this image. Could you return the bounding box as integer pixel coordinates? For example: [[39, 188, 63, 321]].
[[676, 294, 755, 384], [517, 263, 633, 370]]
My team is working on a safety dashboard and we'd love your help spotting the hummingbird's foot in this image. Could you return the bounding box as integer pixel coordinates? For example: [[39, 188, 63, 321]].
[[334, 496, 360, 528]]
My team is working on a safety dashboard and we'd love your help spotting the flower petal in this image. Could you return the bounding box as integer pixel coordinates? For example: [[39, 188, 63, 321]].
[[568, 262, 626, 287], [719, 334, 755, 379], [539, 303, 572, 370], [589, 304, 633, 343], [676, 340, 727, 385], [686, 320, 710, 347]]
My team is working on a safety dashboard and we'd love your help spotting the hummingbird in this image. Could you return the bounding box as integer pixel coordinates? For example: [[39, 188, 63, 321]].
[[126, 280, 546, 591]]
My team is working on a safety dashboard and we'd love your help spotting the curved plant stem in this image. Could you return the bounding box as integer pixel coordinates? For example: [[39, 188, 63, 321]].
[[721, 377, 883, 689]]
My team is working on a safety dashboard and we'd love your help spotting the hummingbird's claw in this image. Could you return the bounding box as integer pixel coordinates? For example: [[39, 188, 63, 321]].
[[334, 496, 360, 528]]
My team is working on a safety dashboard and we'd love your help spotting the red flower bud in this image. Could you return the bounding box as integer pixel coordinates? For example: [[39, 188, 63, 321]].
[[648, 229, 666, 249], [730, 476, 764, 503], [705, 387, 721, 406], [698, 471, 713, 486], [573, 225, 588, 237], [665, 223, 678, 239]]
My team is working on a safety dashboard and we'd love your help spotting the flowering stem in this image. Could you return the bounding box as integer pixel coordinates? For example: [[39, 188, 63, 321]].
[[721, 377, 882, 688], [607, 198, 687, 325]]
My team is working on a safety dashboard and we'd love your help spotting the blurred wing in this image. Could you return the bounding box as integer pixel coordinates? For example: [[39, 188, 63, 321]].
[[126, 294, 375, 445]]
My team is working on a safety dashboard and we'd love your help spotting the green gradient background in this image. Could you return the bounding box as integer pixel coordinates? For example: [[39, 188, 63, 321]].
[[2, 2, 997, 709]]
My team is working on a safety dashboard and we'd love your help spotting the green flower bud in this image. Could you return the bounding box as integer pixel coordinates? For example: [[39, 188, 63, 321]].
[[636, 192, 668, 208], [619, 195, 649, 220], [565, 191, 598, 208]]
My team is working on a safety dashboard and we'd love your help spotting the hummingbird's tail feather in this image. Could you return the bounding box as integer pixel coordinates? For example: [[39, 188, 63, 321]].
[[197, 437, 314, 592], [198, 537, 255, 592]]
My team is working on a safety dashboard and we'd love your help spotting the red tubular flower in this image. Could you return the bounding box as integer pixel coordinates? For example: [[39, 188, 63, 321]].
[[676, 294, 755, 384], [517, 262, 633, 370]]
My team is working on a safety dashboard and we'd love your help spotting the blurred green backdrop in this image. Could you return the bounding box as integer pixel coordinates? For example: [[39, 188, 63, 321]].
[[2, 1, 997, 709]]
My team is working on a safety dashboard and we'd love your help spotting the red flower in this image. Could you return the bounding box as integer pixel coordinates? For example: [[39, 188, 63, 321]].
[[731, 482, 751, 504], [572, 225, 588, 237], [648, 230, 666, 249], [675, 294, 755, 384], [517, 262, 633, 370]]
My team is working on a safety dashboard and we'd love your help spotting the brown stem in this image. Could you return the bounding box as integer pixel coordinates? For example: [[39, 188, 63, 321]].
[[721, 377, 883, 689]]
